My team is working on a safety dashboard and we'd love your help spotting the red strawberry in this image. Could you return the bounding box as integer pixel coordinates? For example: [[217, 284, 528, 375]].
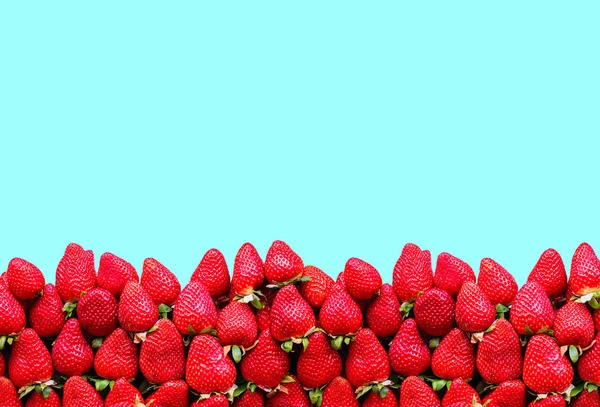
[[345, 328, 391, 388], [318, 283, 363, 336], [264, 240, 304, 285], [570, 389, 600, 407], [297, 331, 342, 388], [363, 391, 398, 407], [431, 328, 475, 380], [231, 243, 265, 297], [62, 376, 103, 407], [173, 281, 217, 336], [442, 378, 480, 407], [6, 258, 45, 300], [578, 333, 600, 385], [186, 334, 236, 394], [190, 248, 230, 299], [527, 395, 567, 407], [478, 257, 518, 306], [476, 318, 522, 384], [528, 248, 568, 299], [240, 328, 290, 390], [94, 328, 139, 380], [216, 301, 258, 353], [191, 395, 229, 407], [320, 376, 359, 407], [0, 281, 27, 340], [118, 281, 158, 333], [553, 300, 594, 348], [233, 389, 265, 407], [455, 281, 495, 332], [366, 283, 402, 338], [434, 252, 476, 297], [0, 376, 21, 407], [343, 257, 383, 301], [97, 252, 139, 298], [8, 329, 53, 388], [256, 303, 271, 333], [400, 376, 441, 407], [77, 287, 119, 337], [570, 242, 600, 296], [414, 288, 455, 337], [389, 318, 431, 377], [146, 380, 190, 407], [105, 378, 143, 406], [26, 388, 61, 407], [0, 351, 5, 375], [140, 318, 186, 384], [266, 375, 310, 407], [28, 284, 64, 338], [523, 334, 573, 394], [299, 265, 334, 308], [482, 380, 526, 407], [270, 285, 316, 343], [55, 244, 96, 303], [141, 257, 181, 306], [510, 281, 555, 335], [51, 318, 93, 376], [393, 243, 434, 303]]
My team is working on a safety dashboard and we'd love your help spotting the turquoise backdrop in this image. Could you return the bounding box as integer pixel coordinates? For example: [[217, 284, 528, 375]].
[[1, 2, 598, 286]]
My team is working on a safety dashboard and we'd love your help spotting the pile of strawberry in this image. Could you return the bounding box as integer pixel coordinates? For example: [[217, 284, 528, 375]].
[[1, 241, 600, 407]]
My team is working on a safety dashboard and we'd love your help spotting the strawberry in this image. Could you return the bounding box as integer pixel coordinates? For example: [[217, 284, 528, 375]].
[[318, 282, 363, 336], [270, 285, 316, 344], [140, 318, 186, 384], [441, 378, 480, 407], [434, 252, 476, 297], [528, 248, 568, 299], [172, 281, 217, 336], [389, 318, 431, 377], [94, 328, 139, 380], [478, 257, 518, 306], [570, 242, 600, 296], [55, 244, 96, 303], [400, 376, 441, 407], [482, 380, 526, 407], [297, 331, 342, 388], [393, 243, 434, 303], [366, 283, 402, 338], [77, 287, 119, 337], [6, 258, 45, 300], [264, 240, 304, 285], [231, 243, 265, 297], [476, 318, 522, 384], [0, 280, 27, 343], [523, 334, 573, 394], [146, 380, 190, 407], [320, 376, 359, 407], [553, 300, 594, 348], [191, 395, 229, 407], [25, 388, 61, 407], [414, 288, 455, 337], [141, 257, 181, 306], [0, 376, 22, 407], [232, 389, 265, 407], [363, 391, 398, 407], [186, 334, 236, 394], [51, 318, 93, 376], [256, 303, 271, 333], [578, 333, 600, 385], [240, 328, 290, 390], [190, 248, 230, 299], [343, 257, 382, 301], [62, 376, 103, 407], [0, 351, 5, 375], [455, 281, 495, 332], [8, 329, 53, 388], [216, 301, 258, 358], [118, 281, 158, 333], [97, 252, 139, 298], [28, 284, 64, 338], [105, 378, 143, 406], [527, 395, 566, 407], [510, 281, 555, 335], [431, 328, 475, 380], [345, 328, 391, 388], [266, 375, 310, 407], [594, 308, 600, 333], [299, 265, 334, 308], [570, 389, 599, 407]]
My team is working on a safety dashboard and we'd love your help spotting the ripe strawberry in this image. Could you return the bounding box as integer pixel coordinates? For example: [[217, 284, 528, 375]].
[[96, 252, 139, 297], [343, 257, 383, 301], [389, 318, 430, 376], [216, 301, 258, 352], [366, 283, 402, 338], [478, 257, 518, 306], [256, 303, 271, 333], [434, 252, 476, 297], [26, 388, 61, 407], [0, 376, 21, 407], [264, 240, 304, 285], [297, 331, 342, 388], [578, 333, 600, 385], [570, 389, 600, 407], [299, 265, 334, 308], [0, 281, 26, 339], [363, 391, 398, 407], [6, 258, 45, 300], [345, 328, 391, 388], [191, 395, 229, 407], [77, 287, 119, 337], [233, 389, 265, 407], [393, 243, 434, 302], [510, 281, 555, 335], [442, 378, 480, 407], [186, 334, 236, 394], [400, 376, 441, 407], [62, 376, 103, 407], [553, 300, 594, 348], [55, 244, 96, 303], [482, 380, 526, 407], [318, 283, 363, 336], [528, 248, 568, 299], [270, 285, 316, 343], [266, 375, 310, 407], [173, 281, 217, 335], [476, 318, 522, 384], [455, 281, 495, 332], [570, 242, 600, 296], [28, 284, 64, 338], [94, 328, 139, 380], [140, 318, 185, 384], [8, 329, 53, 388], [118, 281, 158, 333], [432, 328, 475, 380], [105, 378, 143, 406], [51, 318, 93, 376], [231, 243, 265, 296], [190, 248, 230, 299], [146, 380, 190, 407], [523, 334, 573, 394], [141, 257, 181, 306], [414, 288, 455, 337], [240, 328, 290, 390], [527, 395, 566, 407], [320, 376, 360, 407]]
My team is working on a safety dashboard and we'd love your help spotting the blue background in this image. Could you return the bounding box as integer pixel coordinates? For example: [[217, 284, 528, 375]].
[[1, 2, 598, 286]]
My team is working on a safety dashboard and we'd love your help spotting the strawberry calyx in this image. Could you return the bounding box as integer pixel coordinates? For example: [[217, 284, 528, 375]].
[[566, 382, 599, 402], [265, 275, 312, 290], [428, 337, 441, 349], [234, 291, 266, 310], [17, 379, 56, 400], [421, 376, 452, 392], [470, 324, 495, 344], [573, 292, 600, 309], [308, 386, 324, 406], [224, 339, 259, 363], [495, 303, 510, 319], [232, 381, 258, 400], [0, 333, 19, 350], [256, 375, 295, 396], [355, 379, 398, 399], [400, 301, 415, 319], [280, 326, 317, 353], [158, 303, 172, 319], [62, 301, 78, 318], [88, 376, 115, 392], [559, 343, 594, 363]]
